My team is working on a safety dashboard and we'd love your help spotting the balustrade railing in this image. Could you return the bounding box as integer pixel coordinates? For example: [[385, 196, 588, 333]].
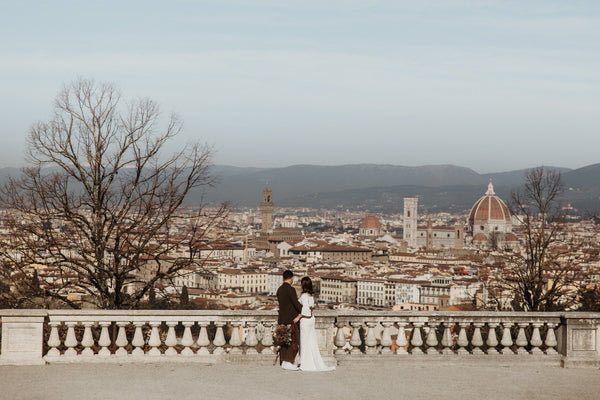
[[1, 310, 599, 367], [43, 310, 281, 363], [333, 312, 561, 357]]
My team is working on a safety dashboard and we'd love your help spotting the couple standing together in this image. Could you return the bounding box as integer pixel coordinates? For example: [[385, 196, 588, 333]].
[[276, 270, 335, 372]]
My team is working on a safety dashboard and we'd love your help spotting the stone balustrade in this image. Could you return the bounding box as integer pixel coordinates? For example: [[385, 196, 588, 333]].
[[1, 310, 599, 367]]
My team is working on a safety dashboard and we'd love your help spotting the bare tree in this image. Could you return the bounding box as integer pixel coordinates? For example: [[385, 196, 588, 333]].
[[500, 167, 584, 311], [0, 79, 226, 309]]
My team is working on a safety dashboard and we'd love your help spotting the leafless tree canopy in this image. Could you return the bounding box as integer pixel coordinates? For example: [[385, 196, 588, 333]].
[[0, 79, 226, 309], [499, 167, 583, 311]]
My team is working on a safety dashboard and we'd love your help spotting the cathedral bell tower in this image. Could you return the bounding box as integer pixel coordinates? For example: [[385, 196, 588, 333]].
[[260, 185, 274, 234], [403, 196, 418, 248]]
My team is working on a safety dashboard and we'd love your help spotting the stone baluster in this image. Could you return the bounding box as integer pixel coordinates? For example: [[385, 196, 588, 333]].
[[515, 323, 529, 354], [380, 321, 394, 354], [529, 322, 543, 355], [486, 323, 499, 354], [544, 323, 558, 355], [180, 322, 195, 356], [131, 322, 146, 356], [410, 321, 424, 355], [334, 321, 347, 355], [260, 321, 274, 348], [98, 322, 112, 357], [64, 322, 78, 357], [456, 322, 470, 355], [425, 322, 439, 354], [471, 323, 484, 355], [213, 322, 227, 355], [396, 322, 408, 355], [349, 322, 363, 355], [47, 322, 61, 357], [229, 321, 243, 354], [500, 322, 514, 355], [364, 322, 379, 355], [440, 322, 454, 355], [115, 322, 129, 357], [245, 321, 259, 355], [147, 321, 162, 356], [81, 322, 95, 356], [165, 322, 178, 356], [197, 322, 212, 355]]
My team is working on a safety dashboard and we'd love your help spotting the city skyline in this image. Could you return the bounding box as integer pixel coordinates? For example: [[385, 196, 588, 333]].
[[1, 1, 600, 173]]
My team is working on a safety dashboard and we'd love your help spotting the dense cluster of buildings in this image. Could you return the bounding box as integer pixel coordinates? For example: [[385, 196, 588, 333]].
[[146, 181, 600, 310], [1, 180, 599, 311]]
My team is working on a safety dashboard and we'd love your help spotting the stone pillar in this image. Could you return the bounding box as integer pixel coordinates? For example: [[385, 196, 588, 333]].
[[164, 322, 178, 356], [486, 322, 499, 354], [380, 322, 394, 354], [440, 321, 454, 355], [131, 322, 146, 357], [471, 323, 484, 355], [334, 321, 347, 355], [349, 322, 363, 355], [244, 321, 259, 355], [180, 322, 195, 356], [0, 310, 47, 365], [410, 322, 424, 355], [560, 314, 600, 368], [396, 321, 408, 355], [228, 321, 243, 355], [115, 322, 130, 357], [425, 323, 439, 354], [456, 322, 470, 355], [315, 313, 336, 366], [364, 322, 379, 355], [529, 323, 543, 355]]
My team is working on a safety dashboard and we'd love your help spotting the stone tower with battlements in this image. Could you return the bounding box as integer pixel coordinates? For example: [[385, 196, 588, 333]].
[[260, 185, 273, 234]]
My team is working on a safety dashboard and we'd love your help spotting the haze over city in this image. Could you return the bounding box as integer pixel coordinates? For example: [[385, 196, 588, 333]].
[[2, 1, 600, 172]]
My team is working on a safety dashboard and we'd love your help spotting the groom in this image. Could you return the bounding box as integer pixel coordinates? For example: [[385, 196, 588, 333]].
[[276, 270, 302, 371]]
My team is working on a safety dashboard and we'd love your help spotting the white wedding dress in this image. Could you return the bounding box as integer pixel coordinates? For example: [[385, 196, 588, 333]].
[[298, 293, 336, 372]]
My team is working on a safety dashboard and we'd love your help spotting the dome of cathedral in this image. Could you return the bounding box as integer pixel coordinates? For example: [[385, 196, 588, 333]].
[[473, 233, 488, 242], [359, 215, 382, 230], [469, 180, 510, 223]]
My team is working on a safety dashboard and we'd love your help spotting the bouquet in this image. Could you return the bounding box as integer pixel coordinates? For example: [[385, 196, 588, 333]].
[[272, 323, 296, 365], [273, 324, 293, 347]]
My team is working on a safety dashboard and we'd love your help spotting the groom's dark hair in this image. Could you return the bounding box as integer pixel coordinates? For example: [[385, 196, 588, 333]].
[[282, 270, 294, 280]]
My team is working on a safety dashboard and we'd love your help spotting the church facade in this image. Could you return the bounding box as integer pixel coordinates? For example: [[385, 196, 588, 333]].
[[403, 196, 463, 250]]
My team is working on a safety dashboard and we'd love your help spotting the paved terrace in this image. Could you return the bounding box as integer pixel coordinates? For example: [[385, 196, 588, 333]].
[[1, 362, 599, 400]]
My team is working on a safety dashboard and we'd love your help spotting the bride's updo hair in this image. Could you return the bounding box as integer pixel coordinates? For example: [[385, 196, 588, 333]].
[[301, 276, 313, 294]]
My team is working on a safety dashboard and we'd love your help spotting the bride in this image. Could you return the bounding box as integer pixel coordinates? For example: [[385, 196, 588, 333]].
[[297, 277, 336, 372]]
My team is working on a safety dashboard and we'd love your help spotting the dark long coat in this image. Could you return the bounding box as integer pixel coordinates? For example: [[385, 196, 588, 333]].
[[276, 281, 302, 363]]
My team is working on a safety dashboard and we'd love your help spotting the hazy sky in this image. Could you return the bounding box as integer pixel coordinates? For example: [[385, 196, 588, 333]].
[[1, 1, 599, 172]]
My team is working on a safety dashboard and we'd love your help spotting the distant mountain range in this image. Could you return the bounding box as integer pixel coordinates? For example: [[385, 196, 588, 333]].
[[2, 163, 599, 214], [199, 163, 600, 214]]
